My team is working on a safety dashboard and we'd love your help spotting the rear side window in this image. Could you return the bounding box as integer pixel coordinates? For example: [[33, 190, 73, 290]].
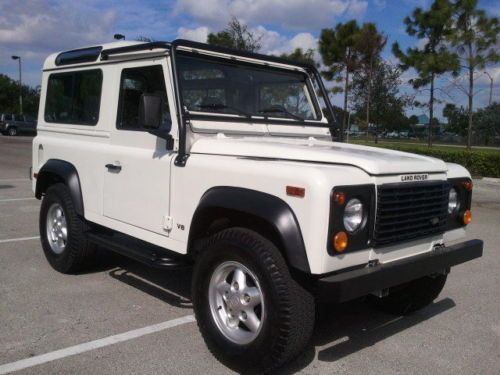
[[45, 69, 102, 125], [14, 114, 23, 121]]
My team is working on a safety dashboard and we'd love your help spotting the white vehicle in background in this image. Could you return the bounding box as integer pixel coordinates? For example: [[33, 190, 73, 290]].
[[386, 130, 400, 138], [32, 40, 483, 373], [399, 130, 410, 138]]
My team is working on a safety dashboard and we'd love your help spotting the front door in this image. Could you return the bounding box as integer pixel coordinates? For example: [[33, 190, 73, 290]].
[[103, 61, 174, 235]]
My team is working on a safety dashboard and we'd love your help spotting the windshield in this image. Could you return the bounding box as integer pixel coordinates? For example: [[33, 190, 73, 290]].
[[177, 53, 321, 122]]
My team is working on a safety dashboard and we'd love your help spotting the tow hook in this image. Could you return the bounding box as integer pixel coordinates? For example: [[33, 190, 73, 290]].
[[432, 243, 446, 252], [367, 259, 389, 297], [371, 289, 389, 298]]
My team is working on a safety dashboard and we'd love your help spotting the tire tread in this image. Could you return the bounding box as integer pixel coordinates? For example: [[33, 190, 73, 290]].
[[40, 183, 94, 273], [192, 227, 314, 373]]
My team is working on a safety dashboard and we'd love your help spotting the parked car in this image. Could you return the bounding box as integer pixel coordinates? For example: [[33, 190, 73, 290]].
[[32, 40, 483, 373], [399, 131, 409, 138], [385, 131, 400, 138], [0, 113, 37, 136]]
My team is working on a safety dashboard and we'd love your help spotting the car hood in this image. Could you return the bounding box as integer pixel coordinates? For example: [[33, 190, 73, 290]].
[[190, 136, 448, 175]]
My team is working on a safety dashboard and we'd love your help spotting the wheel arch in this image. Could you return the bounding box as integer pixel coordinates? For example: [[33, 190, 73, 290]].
[[188, 187, 310, 273], [35, 159, 84, 217]]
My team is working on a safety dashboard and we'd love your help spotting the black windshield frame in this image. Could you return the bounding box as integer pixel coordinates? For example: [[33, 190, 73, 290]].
[[167, 39, 337, 166], [175, 51, 327, 127]]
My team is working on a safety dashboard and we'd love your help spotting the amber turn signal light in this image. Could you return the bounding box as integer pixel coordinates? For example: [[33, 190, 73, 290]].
[[333, 231, 348, 252], [462, 181, 473, 192], [286, 186, 305, 198], [463, 210, 472, 225], [334, 192, 345, 205]]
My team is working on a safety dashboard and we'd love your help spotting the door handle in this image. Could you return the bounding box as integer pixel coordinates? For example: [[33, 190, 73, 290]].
[[105, 163, 122, 172]]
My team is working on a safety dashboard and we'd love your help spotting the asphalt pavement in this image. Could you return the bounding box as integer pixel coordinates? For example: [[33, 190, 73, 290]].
[[0, 135, 499, 374]]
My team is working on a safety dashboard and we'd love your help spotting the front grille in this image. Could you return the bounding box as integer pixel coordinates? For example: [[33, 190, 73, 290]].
[[373, 181, 449, 247]]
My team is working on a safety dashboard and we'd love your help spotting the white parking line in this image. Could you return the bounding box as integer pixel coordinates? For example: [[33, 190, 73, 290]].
[[0, 197, 37, 202], [0, 178, 30, 182], [0, 236, 40, 244], [0, 314, 196, 375]]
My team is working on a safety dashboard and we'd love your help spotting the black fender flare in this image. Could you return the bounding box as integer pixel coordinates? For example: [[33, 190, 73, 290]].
[[189, 187, 310, 273], [35, 159, 84, 216]]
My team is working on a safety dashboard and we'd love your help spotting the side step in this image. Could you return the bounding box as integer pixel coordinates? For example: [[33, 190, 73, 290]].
[[87, 231, 191, 270]]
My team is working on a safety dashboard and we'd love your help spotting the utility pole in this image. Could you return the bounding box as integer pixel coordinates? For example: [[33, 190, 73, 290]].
[[11, 55, 22, 115], [346, 111, 351, 143], [484, 71, 493, 106]]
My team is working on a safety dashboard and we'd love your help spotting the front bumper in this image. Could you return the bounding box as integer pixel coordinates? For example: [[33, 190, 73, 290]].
[[317, 239, 483, 303]]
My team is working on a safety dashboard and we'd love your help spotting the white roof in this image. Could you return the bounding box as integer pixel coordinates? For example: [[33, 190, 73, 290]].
[[42, 41, 163, 70], [42, 40, 309, 73]]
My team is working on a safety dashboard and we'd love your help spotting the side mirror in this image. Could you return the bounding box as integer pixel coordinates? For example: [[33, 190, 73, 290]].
[[139, 94, 163, 129]]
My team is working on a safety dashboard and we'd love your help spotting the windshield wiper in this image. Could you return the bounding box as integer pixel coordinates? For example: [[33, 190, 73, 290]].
[[258, 106, 304, 121], [197, 103, 251, 118]]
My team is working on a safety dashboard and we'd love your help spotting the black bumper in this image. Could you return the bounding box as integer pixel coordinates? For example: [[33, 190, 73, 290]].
[[317, 239, 483, 303]]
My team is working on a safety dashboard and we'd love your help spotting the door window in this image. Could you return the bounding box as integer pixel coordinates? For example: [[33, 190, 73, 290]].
[[116, 65, 171, 131]]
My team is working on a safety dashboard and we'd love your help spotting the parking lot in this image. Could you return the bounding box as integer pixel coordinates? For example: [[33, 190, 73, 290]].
[[0, 135, 499, 375]]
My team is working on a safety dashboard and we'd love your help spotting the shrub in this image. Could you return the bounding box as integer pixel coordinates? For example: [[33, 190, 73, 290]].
[[375, 144, 500, 177]]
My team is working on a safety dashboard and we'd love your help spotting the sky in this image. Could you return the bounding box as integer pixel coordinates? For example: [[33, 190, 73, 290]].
[[0, 0, 498, 118]]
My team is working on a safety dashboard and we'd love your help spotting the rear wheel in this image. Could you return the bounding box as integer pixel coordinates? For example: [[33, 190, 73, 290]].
[[8, 127, 17, 136], [192, 228, 315, 373], [40, 183, 95, 273], [368, 274, 447, 315]]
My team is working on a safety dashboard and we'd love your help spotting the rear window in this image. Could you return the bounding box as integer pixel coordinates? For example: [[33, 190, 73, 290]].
[[45, 69, 102, 125]]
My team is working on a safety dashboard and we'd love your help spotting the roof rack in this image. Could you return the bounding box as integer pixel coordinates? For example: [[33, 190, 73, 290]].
[[100, 41, 171, 60]]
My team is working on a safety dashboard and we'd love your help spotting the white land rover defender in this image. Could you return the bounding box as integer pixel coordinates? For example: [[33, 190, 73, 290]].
[[33, 40, 483, 372]]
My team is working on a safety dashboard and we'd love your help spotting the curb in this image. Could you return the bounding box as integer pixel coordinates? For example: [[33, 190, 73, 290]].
[[481, 177, 500, 183]]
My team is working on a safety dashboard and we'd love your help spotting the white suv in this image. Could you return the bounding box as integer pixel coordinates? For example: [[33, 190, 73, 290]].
[[32, 40, 483, 373]]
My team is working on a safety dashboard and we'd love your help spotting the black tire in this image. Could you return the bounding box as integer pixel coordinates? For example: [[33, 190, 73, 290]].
[[8, 127, 17, 136], [192, 228, 315, 374], [39, 183, 95, 273], [368, 274, 447, 315]]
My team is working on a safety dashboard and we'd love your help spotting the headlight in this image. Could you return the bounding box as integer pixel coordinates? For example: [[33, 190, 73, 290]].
[[448, 187, 459, 214], [343, 198, 364, 233]]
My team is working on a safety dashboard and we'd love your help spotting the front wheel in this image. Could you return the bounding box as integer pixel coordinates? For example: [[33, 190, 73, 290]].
[[8, 127, 17, 136], [192, 228, 315, 373]]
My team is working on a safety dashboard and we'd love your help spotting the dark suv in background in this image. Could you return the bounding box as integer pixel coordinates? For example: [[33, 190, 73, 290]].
[[0, 113, 37, 136]]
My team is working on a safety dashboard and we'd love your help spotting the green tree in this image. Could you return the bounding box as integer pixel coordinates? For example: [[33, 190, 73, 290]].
[[207, 17, 261, 52], [409, 115, 419, 127], [443, 103, 468, 136], [474, 102, 500, 145], [319, 20, 361, 141], [279, 48, 315, 66], [448, 0, 499, 149], [393, 0, 459, 147], [0, 74, 39, 116], [136, 36, 155, 42], [355, 23, 387, 131], [351, 61, 409, 143]]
